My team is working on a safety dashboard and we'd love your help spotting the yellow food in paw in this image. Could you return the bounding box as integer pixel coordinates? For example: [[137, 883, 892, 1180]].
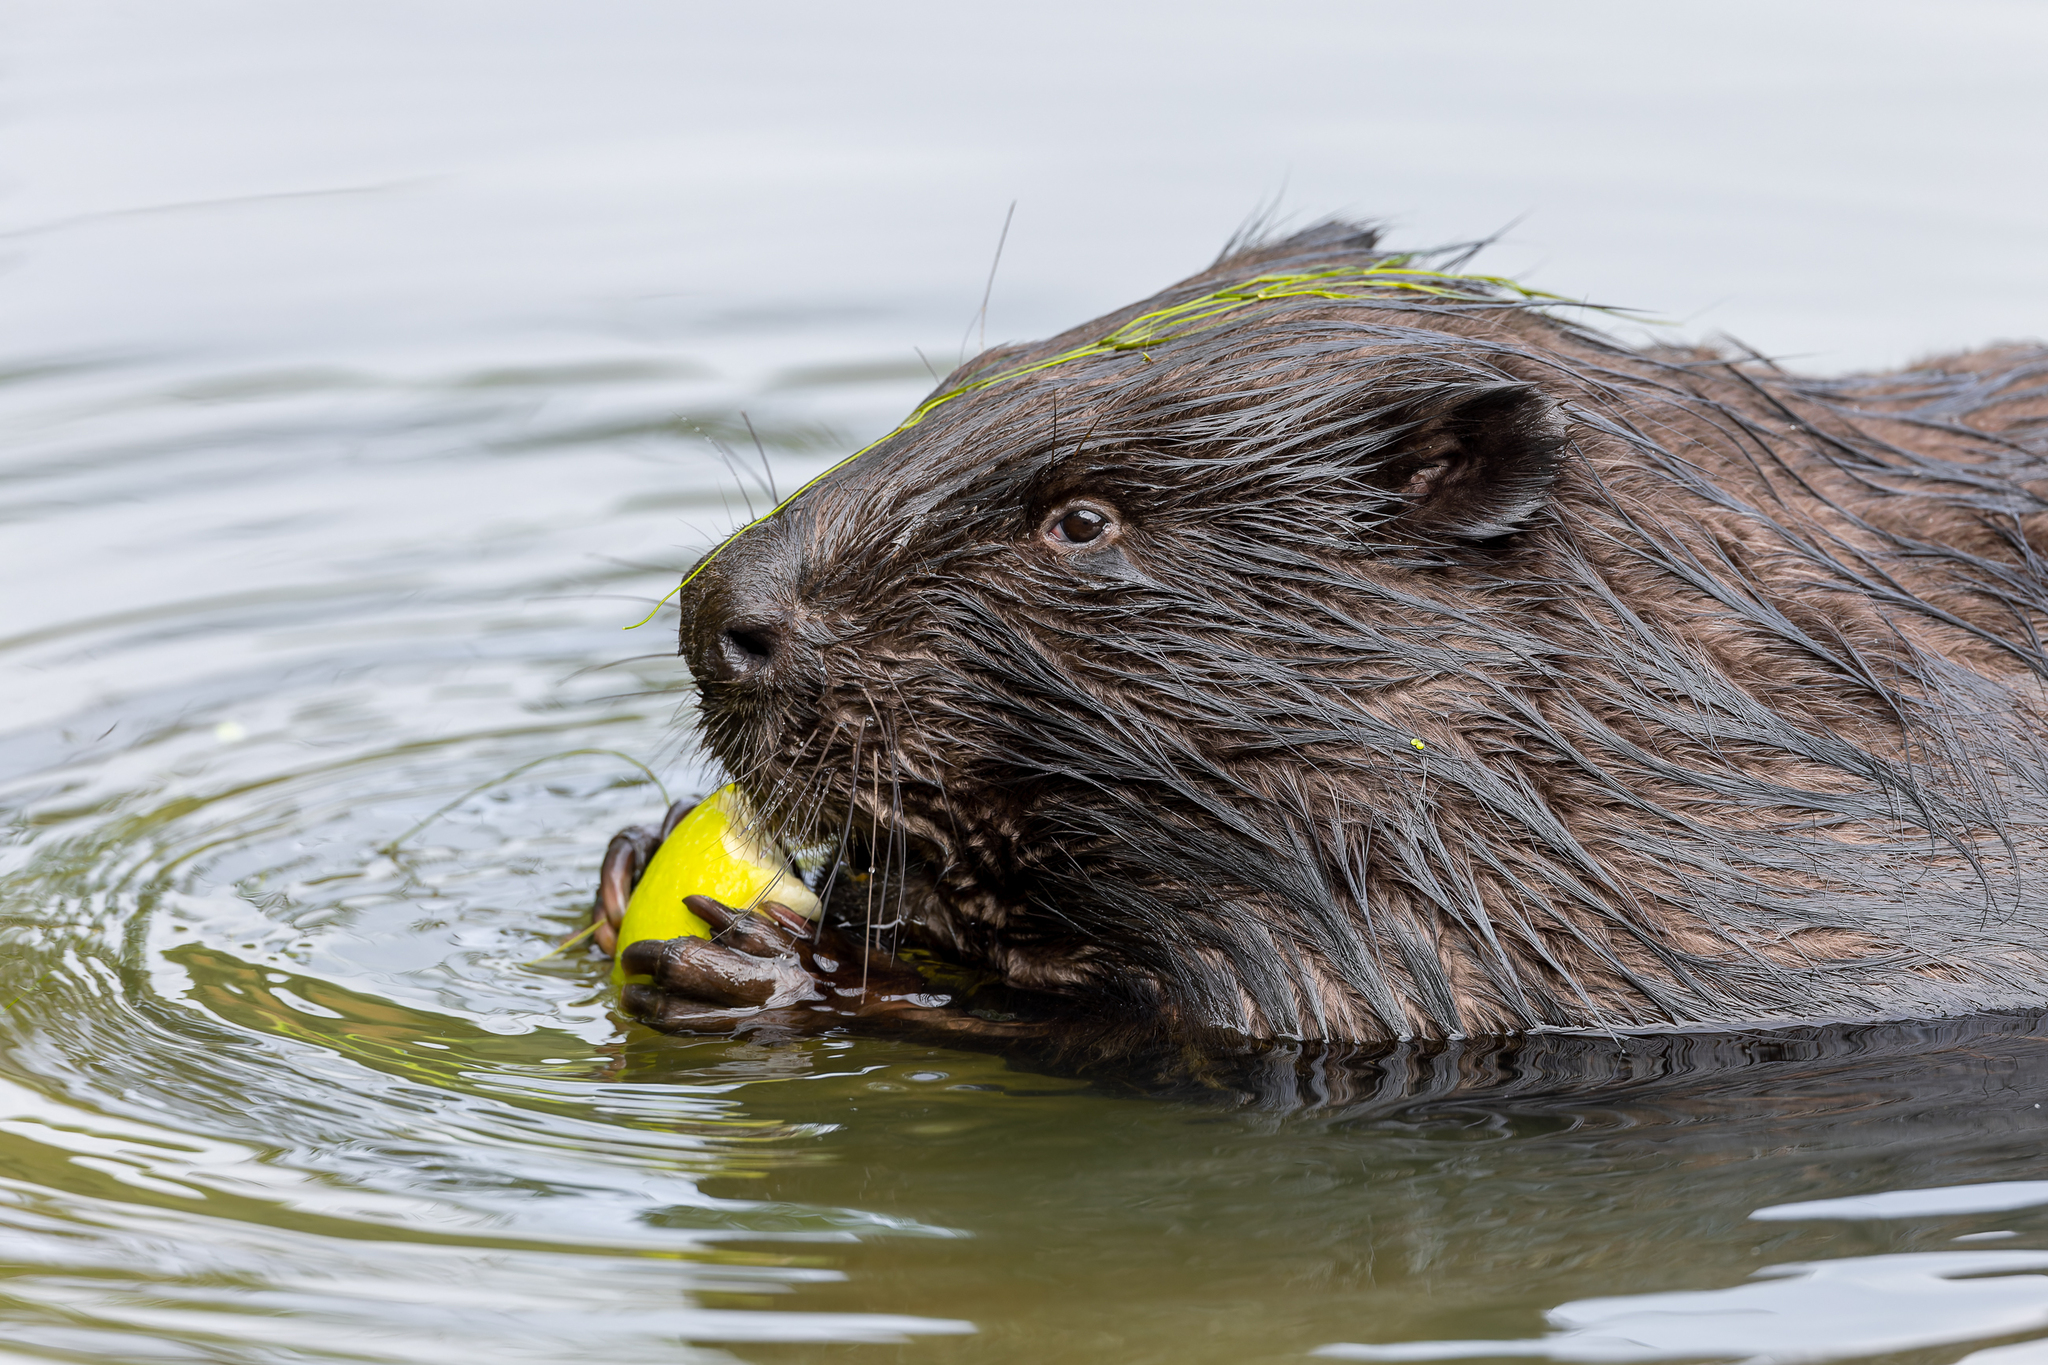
[[611, 785, 821, 985]]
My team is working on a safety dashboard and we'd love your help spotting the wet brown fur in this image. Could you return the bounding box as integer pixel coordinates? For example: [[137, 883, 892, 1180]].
[[664, 222, 2048, 1045]]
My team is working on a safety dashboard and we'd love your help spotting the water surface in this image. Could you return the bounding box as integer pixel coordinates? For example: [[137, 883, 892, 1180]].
[[6, 5, 2048, 1361]]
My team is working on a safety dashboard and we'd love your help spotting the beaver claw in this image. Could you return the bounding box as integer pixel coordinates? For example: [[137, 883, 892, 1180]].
[[589, 799, 696, 956], [620, 895, 945, 1035]]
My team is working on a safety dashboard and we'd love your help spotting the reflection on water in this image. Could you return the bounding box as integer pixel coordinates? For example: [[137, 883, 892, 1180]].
[[1320, 1247, 2048, 1362], [7, 4, 2048, 1362], [1320, 1177, 2048, 1362]]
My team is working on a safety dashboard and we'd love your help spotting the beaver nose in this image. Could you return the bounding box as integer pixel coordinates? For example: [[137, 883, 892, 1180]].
[[713, 619, 785, 681], [680, 514, 806, 685]]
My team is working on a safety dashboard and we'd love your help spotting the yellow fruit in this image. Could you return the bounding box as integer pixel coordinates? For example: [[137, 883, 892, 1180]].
[[611, 786, 820, 986]]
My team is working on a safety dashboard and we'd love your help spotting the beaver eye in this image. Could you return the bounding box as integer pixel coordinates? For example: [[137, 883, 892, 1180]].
[[1046, 505, 1114, 546], [1057, 509, 1106, 543]]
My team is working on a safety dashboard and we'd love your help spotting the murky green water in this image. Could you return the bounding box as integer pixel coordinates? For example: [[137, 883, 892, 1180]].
[[8, 5, 2048, 1362]]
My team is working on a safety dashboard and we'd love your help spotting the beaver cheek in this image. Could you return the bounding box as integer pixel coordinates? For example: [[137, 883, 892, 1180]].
[[1059, 544, 1153, 588]]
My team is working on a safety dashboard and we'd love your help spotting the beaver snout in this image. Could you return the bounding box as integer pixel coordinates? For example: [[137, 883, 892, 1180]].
[[686, 585, 796, 683], [712, 620, 784, 681], [678, 514, 811, 687]]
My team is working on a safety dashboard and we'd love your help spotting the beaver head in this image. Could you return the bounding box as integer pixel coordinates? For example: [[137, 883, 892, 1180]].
[[675, 222, 2048, 1042]]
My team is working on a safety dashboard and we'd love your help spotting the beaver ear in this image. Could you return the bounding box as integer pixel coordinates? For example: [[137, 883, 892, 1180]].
[[1372, 383, 1568, 541]]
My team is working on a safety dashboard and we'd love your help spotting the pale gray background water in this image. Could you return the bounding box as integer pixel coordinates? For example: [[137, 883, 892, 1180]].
[[5, 3, 2048, 1362]]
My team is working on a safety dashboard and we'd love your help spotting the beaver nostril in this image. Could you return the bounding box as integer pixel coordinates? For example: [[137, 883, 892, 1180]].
[[719, 625, 781, 678]]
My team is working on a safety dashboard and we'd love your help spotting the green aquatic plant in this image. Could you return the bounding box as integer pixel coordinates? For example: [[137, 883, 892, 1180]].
[[627, 258, 1574, 628], [379, 748, 670, 857]]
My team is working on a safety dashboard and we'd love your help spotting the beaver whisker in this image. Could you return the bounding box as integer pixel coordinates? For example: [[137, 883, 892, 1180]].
[[710, 729, 790, 805], [760, 721, 837, 843], [721, 731, 817, 858], [887, 724, 917, 958], [846, 690, 912, 956], [796, 714, 869, 943], [871, 719, 911, 958], [875, 668, 967, 849], [859, 731, 889, 992]]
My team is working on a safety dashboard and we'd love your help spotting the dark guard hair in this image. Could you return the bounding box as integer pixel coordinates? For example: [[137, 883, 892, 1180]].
[[677, 221, 2048, 1044]]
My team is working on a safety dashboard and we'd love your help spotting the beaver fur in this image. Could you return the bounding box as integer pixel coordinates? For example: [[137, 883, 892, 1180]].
[[595, 221, 2048, 1047]]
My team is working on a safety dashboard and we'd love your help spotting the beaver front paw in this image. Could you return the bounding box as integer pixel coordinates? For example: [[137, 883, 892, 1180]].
[[590, 798, 697, 955], [619, 895, 945, 1035]]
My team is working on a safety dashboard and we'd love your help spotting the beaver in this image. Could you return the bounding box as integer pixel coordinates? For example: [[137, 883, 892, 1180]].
[[590, 220, 2048, 1051]]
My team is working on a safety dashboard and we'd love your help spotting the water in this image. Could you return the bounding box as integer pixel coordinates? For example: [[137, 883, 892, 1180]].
[[5, 3, 2048, 1360]]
